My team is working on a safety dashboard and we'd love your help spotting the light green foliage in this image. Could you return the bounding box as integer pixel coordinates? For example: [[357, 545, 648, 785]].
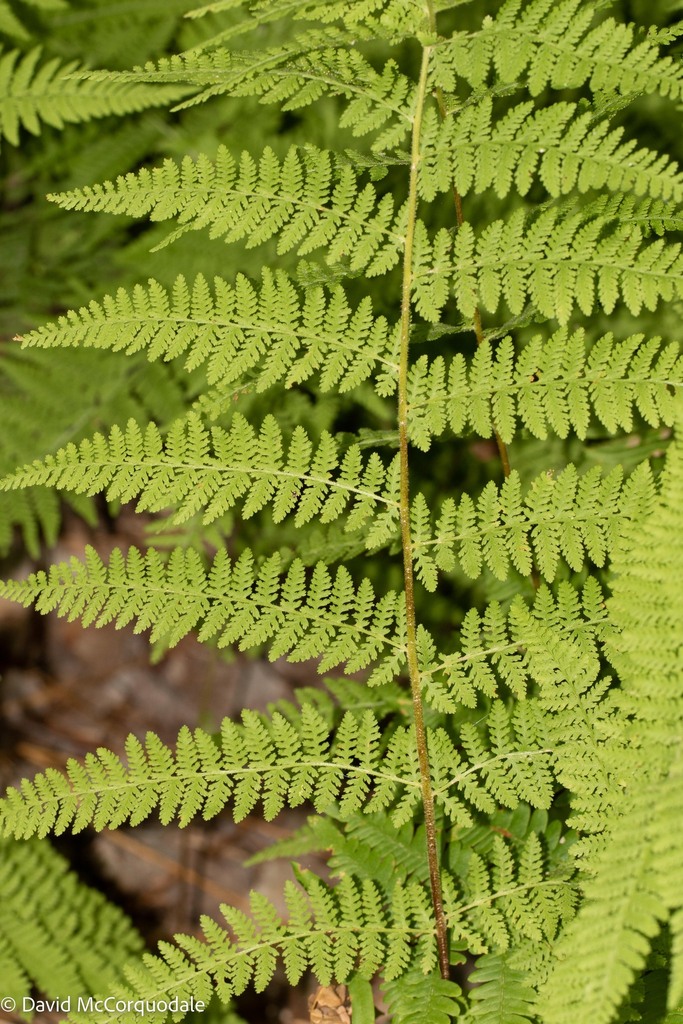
[[449, 203, 683, 324], [59, 873, 445, 1021], [0, 412, 402, 536], [419, 97, 683, 202], [99, 41, 417, 151], [430, 0, 683, 98], [413, 460, 655, 586], [1, 0, 683, 1022], [407, 329, 683, 447], [0, 347, 187, 555], [540, 434, 683, 1024], [17, 270, 400, 397], [0, 544, 408, 680], [0, 836, 143, 1004], [383, 970, 463, 1024], [0, 699, 554, 836], [47, 143, 408, 275], [0, 420, 656, 584], [0, 0, 206, 553], [0, 46, 187, 147], [466, 953, 536, 1024]]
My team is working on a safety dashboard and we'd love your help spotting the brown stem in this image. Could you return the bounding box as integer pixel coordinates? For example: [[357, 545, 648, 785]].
[[398, 44, 450, 979]]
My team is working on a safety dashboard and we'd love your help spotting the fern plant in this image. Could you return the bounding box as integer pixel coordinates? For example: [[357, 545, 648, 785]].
[[1, 1, 683, 1022]]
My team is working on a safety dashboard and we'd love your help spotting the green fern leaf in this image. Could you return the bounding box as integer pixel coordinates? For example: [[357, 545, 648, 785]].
[[408, 329, 683, 447], [309, 814, 431, 888], [0, 697, 555, 839], [413, 462, 656, 587], [420, 97, 683, 203], [243, 0, 426, 37], [1, 412, 401, 538], [15, 270, 400, 397], [541, 429, 683, 1024], [429, 708, 554, 829], [444, 830, 575, 954], [0, 837, 143, 1003], [47, 144, 407, 275], [447, 205, 683, 325], [540, 774, 673, 1024], [0, 2, 32, 40], [0, 544, 408, 676], [383, 968, 463, 1024], [0, 343, 186, 557], [104, 41, 416, 151], [425, 577, 609, 709], [58, 874, 440, 1022], [466, 952, 536, 1024], [0, 707, 428, 837], [0, 47, 187, 147], [431, 0, 683, 99]]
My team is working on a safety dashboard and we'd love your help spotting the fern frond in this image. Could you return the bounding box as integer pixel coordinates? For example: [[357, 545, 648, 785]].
[[15, 271, 400, 398], [0, 344, 187, 557], [0, 698, 552, 839], [47, 145, 406, 275], [239, 0, 427, 38], [5, 1, 683, 1016], [424, 577, 608, 709], [197, 47, 413, 152], [419, 97, 683, 202], [431, 0, 683, 99], [447, 206, 683, 325], [540, 768, 678, 1024], [247, 812, 430, 885], [0, 545, 408, 679], [319, 815, 431, 887], [1, 413, 401, 541], [587, 193, 683, 238], [179, 0, 330, 54], [423, 573, 621, 834], [429, 704, 554, 826], [466, 952, 536, 1024], [505, 599, 621, 834], [604, 436, 683, 755], [58, 873, 440, 1023], [541, 430, 683, 1023], [80, 26, 348, 87], [412, 461, 656, 588], [0, 47, 187, 147], [382, 968, 463, 1024], [445, 831, 576, 953], [0, 706, 422, 837], [407, 329, 683, 448], [107, 42, 416, 151], [0, 836, 143, 1003]]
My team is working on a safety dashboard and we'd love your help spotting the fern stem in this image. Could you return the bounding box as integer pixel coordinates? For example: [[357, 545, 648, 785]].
[[398, 42, 450, 979]]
